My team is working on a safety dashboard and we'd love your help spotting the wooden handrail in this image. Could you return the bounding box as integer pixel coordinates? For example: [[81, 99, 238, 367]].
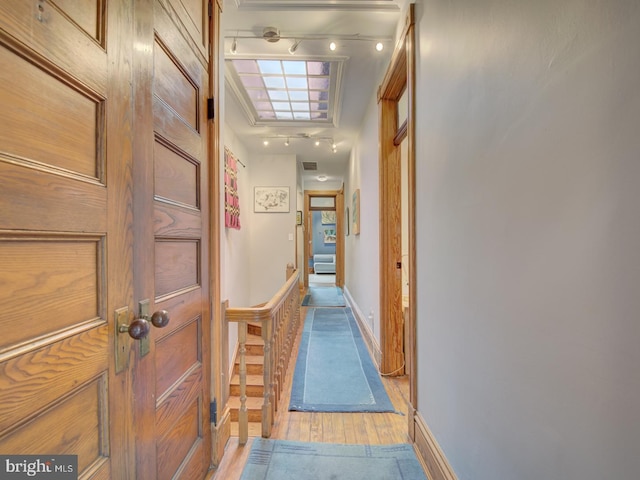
[[225, 267, 300, 445]]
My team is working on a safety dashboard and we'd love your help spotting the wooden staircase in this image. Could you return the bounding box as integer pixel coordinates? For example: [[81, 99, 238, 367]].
[[229, 323, 264, 437]]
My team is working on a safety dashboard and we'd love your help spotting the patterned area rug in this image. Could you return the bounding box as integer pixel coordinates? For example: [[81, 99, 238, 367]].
[[240, 439, 428, 480], [289, 308, 395, 413]]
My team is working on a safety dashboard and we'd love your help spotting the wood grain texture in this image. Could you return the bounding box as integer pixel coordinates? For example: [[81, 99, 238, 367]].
[[154, 239, 200, 297], [0, 376, 107, 473], [0, 238, 101, 351], [132, 1, 213, 477]]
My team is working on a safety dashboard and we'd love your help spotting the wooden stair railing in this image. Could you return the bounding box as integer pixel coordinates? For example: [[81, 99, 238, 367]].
[[225, 267, 300, 445]]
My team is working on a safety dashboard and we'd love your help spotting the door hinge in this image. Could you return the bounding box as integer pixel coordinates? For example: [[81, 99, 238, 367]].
[[207, 98, 214, 120], [210, 398, 217, 425]]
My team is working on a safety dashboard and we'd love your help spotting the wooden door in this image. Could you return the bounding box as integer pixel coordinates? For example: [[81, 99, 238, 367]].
[[132, 1, 212, 478], [0, 0, 135, 477]]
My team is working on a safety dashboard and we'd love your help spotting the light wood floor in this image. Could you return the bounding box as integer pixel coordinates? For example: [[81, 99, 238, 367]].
[[212, 306, 412, 479]]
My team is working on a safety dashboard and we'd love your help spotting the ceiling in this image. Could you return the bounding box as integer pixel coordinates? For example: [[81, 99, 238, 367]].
[[221, 0, 406, 189]]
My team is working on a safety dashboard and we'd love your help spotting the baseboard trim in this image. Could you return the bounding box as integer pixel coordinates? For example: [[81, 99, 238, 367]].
[[211, 406, 231, 468], [413, 412, 457, 480], [342, 286, 382, 368]]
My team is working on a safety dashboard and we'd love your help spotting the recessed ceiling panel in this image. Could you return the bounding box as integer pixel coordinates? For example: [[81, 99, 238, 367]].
[[234, 0, 400, 11], [226, 57, 343, 127]]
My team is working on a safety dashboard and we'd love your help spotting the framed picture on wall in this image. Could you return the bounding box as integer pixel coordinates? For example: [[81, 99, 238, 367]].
[[323, 228, 336, 244], [321, 211, 336, 224], [254, 186, 290, 212], [345, 207, 350, 236], [296, 210, 302, 225], [352, 189, 360, 235]]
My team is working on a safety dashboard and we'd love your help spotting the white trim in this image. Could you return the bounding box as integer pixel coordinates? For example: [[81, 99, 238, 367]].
[[343, 285, 381, 367]]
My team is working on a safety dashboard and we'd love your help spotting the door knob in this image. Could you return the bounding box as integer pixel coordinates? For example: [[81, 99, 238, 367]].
[[150, 309, 170, 328], [119, 318, 151, 339], [118, 309, 170, 340]]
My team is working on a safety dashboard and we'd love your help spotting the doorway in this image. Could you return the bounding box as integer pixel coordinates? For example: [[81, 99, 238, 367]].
[[378, 5, 416, 405], [303, 190, 344, 289]]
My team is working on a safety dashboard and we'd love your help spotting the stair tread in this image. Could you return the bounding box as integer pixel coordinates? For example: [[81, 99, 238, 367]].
[[245, 334, 264, 345], [241, 355, 264, 365], [230, 374, 264, 386]]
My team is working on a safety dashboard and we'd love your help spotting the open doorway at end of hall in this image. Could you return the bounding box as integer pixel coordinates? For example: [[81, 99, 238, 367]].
[[303, 190, 344, 289]]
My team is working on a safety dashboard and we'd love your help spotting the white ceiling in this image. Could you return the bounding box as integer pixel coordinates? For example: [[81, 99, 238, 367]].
[[221, 0, 406, 189]]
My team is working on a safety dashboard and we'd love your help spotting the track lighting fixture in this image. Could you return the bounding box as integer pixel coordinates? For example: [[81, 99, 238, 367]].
[[288, 40, 300, 55]]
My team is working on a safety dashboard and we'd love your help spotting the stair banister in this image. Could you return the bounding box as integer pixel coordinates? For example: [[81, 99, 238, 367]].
[[225, 268, 300, 445]]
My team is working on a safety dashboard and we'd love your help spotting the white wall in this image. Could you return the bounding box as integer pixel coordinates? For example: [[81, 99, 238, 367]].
[[414, 1, 640, 479], [248, 154, 298, 305], [221, 124, 252, 377], [344, 93, 382, 339]]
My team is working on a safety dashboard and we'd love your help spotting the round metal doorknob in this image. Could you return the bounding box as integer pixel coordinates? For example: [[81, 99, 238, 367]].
[[150, 310, 170, 328], [119, 318, 151, 340]]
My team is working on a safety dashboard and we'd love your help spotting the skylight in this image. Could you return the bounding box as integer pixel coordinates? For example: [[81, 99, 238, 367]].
[[226, 58, 341, 126]]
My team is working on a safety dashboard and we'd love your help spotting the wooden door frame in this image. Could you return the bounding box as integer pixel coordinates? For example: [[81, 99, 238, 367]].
[[378, 5, 416, 405], [303, 189, 344, 289], [208, 0, 227, 467]]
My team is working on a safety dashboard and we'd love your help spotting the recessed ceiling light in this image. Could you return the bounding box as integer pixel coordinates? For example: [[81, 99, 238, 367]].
[[315, 140, 320, 147], [329, 42, 336, 51], [375, 42, 383, 52], [317, 175, 328, 182], [263, 139, 269, 146]]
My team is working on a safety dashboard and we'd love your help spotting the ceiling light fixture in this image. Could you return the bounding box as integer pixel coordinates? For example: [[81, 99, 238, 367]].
[[375, 42, 383, 52], [263, 27, 280, 43], [263, 139, 269, 146], [284, 138, 290, 146], [288, 39, 300, 55], [231, 38, 237, 54], [329, 41, 336, 51], [317, 175, 328, 182], [315, 140, 320, 146]]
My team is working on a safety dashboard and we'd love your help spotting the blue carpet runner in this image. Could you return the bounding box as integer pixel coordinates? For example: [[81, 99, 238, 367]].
[[289, 307, 395, 413], [301, 286, 346, 307], [240, 439, 428, 480]]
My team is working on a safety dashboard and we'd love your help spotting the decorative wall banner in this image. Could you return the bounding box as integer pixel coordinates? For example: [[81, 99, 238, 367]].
[[224, 147, 241, 229]]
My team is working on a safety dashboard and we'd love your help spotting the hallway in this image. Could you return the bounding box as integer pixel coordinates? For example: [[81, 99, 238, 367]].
[[214, 304, 412, 479]]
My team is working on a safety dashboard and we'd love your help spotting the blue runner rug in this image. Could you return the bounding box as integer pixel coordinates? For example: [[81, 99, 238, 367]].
[[289, 308, 395, 412], [240, 439, 428, 480], [301, 286, 346, 307]]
